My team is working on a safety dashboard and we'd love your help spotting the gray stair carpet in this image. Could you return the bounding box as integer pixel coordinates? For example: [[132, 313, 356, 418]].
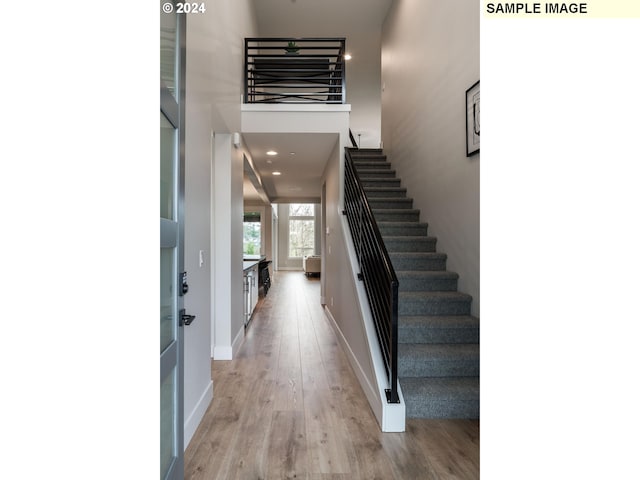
[[352, 148, 479, 419]]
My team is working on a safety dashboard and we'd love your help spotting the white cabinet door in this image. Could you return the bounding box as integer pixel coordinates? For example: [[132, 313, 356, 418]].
[[250, 265, 259, 312]]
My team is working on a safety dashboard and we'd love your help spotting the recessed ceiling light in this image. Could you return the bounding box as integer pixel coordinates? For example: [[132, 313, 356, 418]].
[[272, 171, 282, 176], [266, 159, 273, 164], [289, 152, 296, 156], [344, 54, 352, 60], [267, 150, 278, 156]]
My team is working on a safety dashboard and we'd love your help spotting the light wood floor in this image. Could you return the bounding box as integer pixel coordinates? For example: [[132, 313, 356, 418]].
[[184, 271, 479, 479]]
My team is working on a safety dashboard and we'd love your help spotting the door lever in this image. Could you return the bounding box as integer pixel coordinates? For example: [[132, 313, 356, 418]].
[[179, 309, 196, 326]]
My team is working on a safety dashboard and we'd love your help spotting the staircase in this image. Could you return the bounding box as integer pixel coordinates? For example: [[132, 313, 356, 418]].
[[350, 148, 479, 419]]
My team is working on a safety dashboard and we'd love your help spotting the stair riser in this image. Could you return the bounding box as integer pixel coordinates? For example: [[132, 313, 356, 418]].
[[361, 179, 401, 188], [373, 211, 419, 222], [399, 377, 479, 419], [397, 275, 457, 292], [364, 188, 407, 198], [398, 325, 479, 344], [354, 162, 391, 170], [398, 297, 471, 316], [403, 398, 480, 419], [390, 255, 447, 271], [358, 171, 396, 179], [350, 153, 385, 160], [384, 238, 436, 253], [398, 356, 479, 378], [378, 224, 429, 236], [369, 199, 413, 209]]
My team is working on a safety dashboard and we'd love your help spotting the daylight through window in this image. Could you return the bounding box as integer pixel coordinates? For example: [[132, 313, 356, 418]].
[[288, 203, 314, 258]]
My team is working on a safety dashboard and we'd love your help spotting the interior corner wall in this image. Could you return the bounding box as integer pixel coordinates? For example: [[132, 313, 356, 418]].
[[381, 0, 480, 316]]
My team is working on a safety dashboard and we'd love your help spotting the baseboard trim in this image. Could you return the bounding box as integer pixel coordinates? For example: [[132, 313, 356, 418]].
[[231, 325, 245, 357], [324, 307, 380, 420], [337, 207, 405, 432], [183, 379, 213, 450], [213, 325, 246, 360], [213, 345, 232, 360]]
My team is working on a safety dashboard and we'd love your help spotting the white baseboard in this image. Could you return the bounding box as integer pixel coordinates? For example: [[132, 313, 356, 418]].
[[212, 325, 246, 360], [231, 325, 245, 357], [213, 345, 232, 360], [184, 380, 213, 449], [335, 207, 406, 432], [324, 307, 381, 421]]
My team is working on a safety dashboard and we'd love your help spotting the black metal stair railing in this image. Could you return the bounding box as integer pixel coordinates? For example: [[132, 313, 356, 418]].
[[344, 146, 400, 404], [244, 38, 346, 104]]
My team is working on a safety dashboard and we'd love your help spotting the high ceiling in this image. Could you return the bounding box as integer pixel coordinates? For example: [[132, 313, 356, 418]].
[[243, 0, 394, 205], [251, 0, 393, 36]]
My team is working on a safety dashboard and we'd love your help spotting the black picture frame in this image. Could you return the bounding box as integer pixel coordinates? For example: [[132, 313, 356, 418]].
[[466, 80, 480, 156]]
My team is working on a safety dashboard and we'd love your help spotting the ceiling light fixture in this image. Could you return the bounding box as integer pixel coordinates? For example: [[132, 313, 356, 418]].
[[266, 150, 278, 156], [272, 171, 282, 176], [344, 54, 352, 60]]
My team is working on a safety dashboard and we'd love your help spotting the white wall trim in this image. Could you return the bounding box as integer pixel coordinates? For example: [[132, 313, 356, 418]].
[[324, 307, 380, 418], [213, 325, 246, 360], [231, 325, 245, 357], [183, 379, 213, 449], [242, 104, 351, 113], [213, 345, 232, 360], [337, 207, 405, 432]]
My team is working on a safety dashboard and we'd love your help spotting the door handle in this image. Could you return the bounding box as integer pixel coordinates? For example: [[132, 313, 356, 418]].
[[179, 309, 196, 326]]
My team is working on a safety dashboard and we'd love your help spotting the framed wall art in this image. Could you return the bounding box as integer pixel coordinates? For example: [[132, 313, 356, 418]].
[[466, 80, 480, 156]]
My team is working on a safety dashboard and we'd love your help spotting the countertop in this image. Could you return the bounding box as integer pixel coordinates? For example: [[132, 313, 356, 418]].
[[243, 260, 260, 272]]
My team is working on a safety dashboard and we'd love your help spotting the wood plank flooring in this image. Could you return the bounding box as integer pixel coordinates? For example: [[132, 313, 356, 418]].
[[184, 271, 479, 479]]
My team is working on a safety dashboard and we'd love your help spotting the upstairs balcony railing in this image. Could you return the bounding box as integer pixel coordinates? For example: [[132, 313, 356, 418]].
[[244, 38, 346, 104]]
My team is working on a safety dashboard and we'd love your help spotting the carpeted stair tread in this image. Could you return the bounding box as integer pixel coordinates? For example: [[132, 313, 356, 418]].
[[382, 236, 437, 253], [369, 198, 414, 209], [377, 222, 429, 236], [353, 161, 392, 169], [396, 270, 458, 291], [398, 343, 479, 377], [356, 169, 396, 177], [389, 252, 447, 271], [360, 178, 402, 188], [363, 187, 408, 198], [398, 315, 479, 343], [372, 208, 420, 222], [399, 377, 479, 419], [398, 291, 472, 316]]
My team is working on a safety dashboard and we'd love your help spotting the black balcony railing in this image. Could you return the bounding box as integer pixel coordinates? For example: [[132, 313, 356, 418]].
[[244, 38, 346, 104], [344, 146, 400, 404]]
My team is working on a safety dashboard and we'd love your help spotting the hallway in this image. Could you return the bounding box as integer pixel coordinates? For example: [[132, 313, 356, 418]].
[[184, 271, 479, 479]]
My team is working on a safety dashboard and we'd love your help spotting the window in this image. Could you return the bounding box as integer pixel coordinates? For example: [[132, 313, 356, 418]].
[[288, 203, 315, 258], [243, 212, 261, 255]]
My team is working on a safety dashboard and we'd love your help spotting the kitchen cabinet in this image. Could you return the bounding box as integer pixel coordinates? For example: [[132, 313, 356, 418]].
[[243, 260, 260, 326]]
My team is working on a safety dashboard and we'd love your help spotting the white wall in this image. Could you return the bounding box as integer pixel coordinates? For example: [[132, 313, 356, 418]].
[[322, 136, 377, 406], [184, 0, 258, 448], [381, 0, 480, 316]]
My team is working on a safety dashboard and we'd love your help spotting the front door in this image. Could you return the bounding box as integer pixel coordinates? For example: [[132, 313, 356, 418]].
[[160, 3, 186, 479]]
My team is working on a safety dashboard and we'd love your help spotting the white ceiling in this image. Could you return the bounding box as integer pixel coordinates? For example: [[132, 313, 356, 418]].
[[243, 132, 338, 203], [242, 0, 394, 204]]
